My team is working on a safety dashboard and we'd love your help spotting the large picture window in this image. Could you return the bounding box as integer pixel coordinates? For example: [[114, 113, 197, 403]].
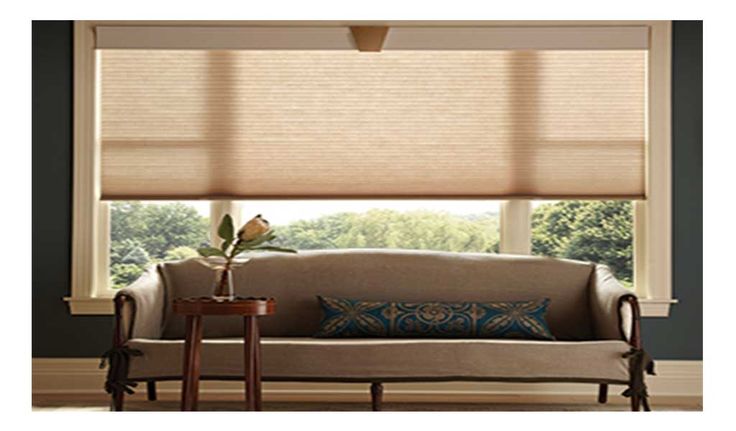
[[68, 21, 673, 317], [106, 199, 636, 290]]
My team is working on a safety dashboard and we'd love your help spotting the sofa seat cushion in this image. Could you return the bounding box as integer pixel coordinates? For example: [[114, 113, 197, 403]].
[[126, 337, 630, 383]]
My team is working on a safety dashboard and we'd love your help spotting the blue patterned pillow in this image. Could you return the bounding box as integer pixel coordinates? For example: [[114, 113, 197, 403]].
[[314, 296, 554, 340]]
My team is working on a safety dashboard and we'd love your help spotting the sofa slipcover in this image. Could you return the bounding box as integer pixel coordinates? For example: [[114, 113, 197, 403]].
[[157, 250, 597, 339], [108, 249, 651, 411], [127, 337, 631, 383]]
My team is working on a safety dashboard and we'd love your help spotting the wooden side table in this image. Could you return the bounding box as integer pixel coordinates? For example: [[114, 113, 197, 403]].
[[173, 297, 276, 411]]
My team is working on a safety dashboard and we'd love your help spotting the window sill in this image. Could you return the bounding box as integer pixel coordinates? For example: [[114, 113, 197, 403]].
[[64, 296, 114, 315], [639, 298, 678, 317]]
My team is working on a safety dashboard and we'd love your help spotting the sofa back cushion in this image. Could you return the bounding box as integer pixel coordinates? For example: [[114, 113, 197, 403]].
[[159, 249, 595, 340]]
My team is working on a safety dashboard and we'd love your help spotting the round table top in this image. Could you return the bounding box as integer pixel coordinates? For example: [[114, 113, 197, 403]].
[[173, 297, 276, 316]]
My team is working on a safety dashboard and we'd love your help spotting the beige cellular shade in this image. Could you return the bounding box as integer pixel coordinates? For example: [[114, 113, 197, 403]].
[[99, 50, 646, 199]]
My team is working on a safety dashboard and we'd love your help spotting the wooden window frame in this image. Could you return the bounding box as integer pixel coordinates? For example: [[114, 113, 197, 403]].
[[66, 20, 673, 317]]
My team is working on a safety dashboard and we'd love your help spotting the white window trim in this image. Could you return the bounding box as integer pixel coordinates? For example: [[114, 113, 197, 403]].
[[638, 21, 676, 316], [66, 22, 109, 314], [67, 20, 674, 317], [499, 201, 531, 255]]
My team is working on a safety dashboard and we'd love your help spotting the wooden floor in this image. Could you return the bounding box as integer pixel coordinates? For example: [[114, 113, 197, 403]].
[[33, 399, 702, 412]]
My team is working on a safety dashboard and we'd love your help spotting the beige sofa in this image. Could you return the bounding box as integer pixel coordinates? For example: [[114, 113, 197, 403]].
[[105, 249, 654, 411]]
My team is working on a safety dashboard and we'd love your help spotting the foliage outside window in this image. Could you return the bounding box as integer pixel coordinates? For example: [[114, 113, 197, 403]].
[[108, 200, 633, 290], [272, 210, 500, 253], [109, 202, 209, 289], [531, 201, 633, 287]]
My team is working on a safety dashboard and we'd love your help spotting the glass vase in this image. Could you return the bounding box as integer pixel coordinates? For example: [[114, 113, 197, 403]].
[[212, 267, 235, 301]]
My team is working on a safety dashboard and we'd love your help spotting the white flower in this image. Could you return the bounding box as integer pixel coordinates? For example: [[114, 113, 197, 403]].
[[238, 214, 270, 241]]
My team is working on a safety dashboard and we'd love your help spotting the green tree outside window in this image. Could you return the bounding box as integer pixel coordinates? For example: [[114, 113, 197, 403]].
[[109, 202, 209, 289], [108, 201, 632, 290], [531, 201, 633, 287]]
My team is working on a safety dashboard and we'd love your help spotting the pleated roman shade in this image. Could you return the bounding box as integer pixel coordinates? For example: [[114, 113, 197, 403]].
[[97, 26, 648, 199]]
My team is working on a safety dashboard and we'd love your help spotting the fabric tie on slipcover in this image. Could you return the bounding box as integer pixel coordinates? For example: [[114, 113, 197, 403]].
[[621, 347, 656, 411], [100, 345, 143, 395]]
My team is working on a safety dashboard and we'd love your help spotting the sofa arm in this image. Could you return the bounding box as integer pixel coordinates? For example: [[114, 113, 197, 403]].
[[115, 265, 165, 342], [589, 264, 640, 346]]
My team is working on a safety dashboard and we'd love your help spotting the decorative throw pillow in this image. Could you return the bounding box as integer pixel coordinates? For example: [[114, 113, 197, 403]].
[[314, 296, 554, 340]]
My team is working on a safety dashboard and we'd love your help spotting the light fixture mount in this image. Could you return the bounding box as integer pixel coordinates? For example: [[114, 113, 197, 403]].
[[349, 26, 389, 52]]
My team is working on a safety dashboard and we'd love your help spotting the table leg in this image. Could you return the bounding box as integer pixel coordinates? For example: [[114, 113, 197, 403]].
[[181, 315, 203, 411], [254, 327, 262, 411], [244, 316, 260, 411]]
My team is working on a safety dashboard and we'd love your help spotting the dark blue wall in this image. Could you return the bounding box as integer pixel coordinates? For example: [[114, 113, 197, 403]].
[[33, 21, 113, 357], [32, 21, 703, 359], [640, 21, 703, 359]]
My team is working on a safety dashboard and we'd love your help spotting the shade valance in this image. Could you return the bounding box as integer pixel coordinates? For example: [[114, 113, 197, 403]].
[[95, 25, 649, 51], [98, 27, 647, 200]]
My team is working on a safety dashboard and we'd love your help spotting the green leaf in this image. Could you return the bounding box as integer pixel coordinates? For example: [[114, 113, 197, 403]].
[[242, 230, 276, 247], [220, 240, 230, 253], [230, 232, 279, 256], [217, 214, 234, 242], [197, 246, 226, 258], [251, 245, 297, 253], [232, 243, 252, 255]]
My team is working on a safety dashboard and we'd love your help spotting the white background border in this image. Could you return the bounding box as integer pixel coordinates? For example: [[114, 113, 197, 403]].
[[4, 0, 722, 429]]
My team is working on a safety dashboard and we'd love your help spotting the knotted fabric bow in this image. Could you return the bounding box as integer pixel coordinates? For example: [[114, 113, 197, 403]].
[[99, 346, 143, 395], [621, 347, 656, 411]]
